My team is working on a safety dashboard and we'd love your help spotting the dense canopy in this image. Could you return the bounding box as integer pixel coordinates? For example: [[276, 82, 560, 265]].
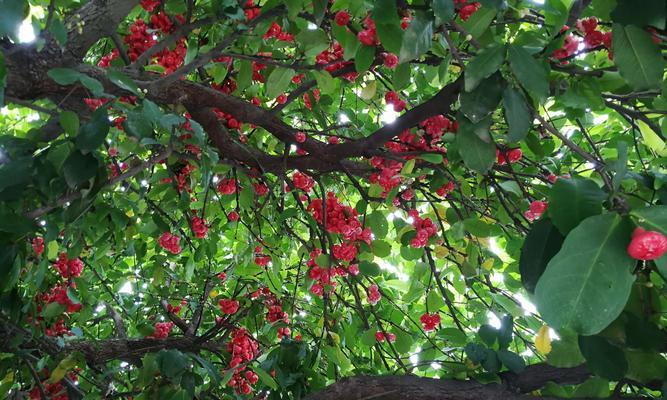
[[0, 0, 666, 398]]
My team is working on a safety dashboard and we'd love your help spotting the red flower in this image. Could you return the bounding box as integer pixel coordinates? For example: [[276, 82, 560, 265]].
[[627, 227, 667, 261], [367, 284, 381, 305], [219, 299, 240, 314], [383, 53, 399, 69], [357, 29, 375, 46], [335, 11, 351, 26], [32, 237, 44, 258], [276, 94, 288, 104], [159, 232, 182, 254], [295, 131, 307, 143], [53, 252, 84, 278], [420, 312, 441, 332], [293, 171, 315, 192], [191, 216, 208, 238], [228, 211, 239, 222]]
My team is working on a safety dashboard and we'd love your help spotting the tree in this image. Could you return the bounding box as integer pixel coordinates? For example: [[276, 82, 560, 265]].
[[0, 0, 666, 398]]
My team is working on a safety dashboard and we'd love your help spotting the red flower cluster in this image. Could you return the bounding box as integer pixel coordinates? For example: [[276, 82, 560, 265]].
[[277, 326, 291, 340], [147, 322, 174, 339], [332, 242, 358, 262], [166, 299, 187, 314], [228, 210, 240, 222], [524, 200, 548, 222], [367, 284, 381, 305], [219, 299, 240, 315], [334, 11, 350, 26], [263, 22, 294, 42], [191, 215, 208, 238], [408, 209, 438, 248], [577, 17, 612, 51], [307, 192, 372, 244], [254, 245, 271, 266], [32, 237, 44, 258], [253, 182, 269, 196], [29, 371, 78, 400], [385, 91, 406, 112], [39, 283, 82, 315], [53, 252, 84, 279], [266, 304, 289, 324], [436, 181, 455, 197], [303, 89, 320, 110], [159, 232, 182, 254], [357, 15, 378, 46], [244, 0, 260, 20], [306, 248, 352, 297], [315, 42, 358, 81], [375, 331, 396, 342], [496, 148, 523, 165], [627, 227, 667, 261], [226, 328, 260, 394], [456, 1, 481, 21], [140, 0, 160, 12], [292, 171, 315, 192], [420, 312, 441, 331], [217, 178, 238, 195], [383, 52, 399, 69]]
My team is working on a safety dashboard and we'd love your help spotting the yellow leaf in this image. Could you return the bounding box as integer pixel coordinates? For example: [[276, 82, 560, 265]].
[[329, 332, 341, 346], [209, 289, 219, 298], [126, 210, 134, 218], [359, 80, 377, 100], [46, 354, 78, 384], [638, 120, 667, 156], [434, 245, 449, 258], [481, 259, 494, 271], [535, 325, 552, 355]]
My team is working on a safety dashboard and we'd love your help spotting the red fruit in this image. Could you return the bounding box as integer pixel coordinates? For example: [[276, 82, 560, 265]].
[[228, 211, 239, 222], [627, 227, 667, 261], [367, 284, 381, 305], [276, 94, 288, 104], [219, 299, 240, 314], [335, 11, 351, 26], [328, 136, 339, 144], [295, 131, 307, 143], [32, 237, 45, 258]]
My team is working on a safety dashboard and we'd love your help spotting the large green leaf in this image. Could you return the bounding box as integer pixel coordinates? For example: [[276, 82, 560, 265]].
[[519, 219, 564, 293], [76, 107, 110, 151], [502, 86, 532, 142], [355, 45, 375, 73], [578, 335, 628, 380], [0, 0, 25, 38], [630, 205, 667, 234], [464, 44, 506, 92], [398, 12, 433, 63], [548, 177, 606, 235], [433, 0, 455, 23], [456, 117, 495, 173], [107, 69, 141, 95], [63, 150, 99, 188], [534, 213, 636, 336], [508, 45, 549, 102], [156, 349, 189, 380], [459, 73, 504, 124], [611, 0, 666, 30], [266, 67, 295, 99], [612, 24, 665, 91]]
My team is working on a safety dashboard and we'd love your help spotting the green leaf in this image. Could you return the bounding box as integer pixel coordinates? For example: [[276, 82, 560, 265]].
[[372, 240, 391, 257], [41, 302, 66, 318], [464, 44, 506, 92], [359, 260, 381, 276], [156, 349, 189, 380], [372, 0, 399, 25], [47, 68, 82, 85], [0, 0, 25, 38], [296, 29, 330, 58], [498, 350, 525, 373], [546, 329, 585, 368], [631, 205, 667, 234], [254, 367, 278, 390], [367, 211, 389, 239], [612, 23, 666, 91], [548, 177, 606, 235], [107, 70, 141, 95], [266, 67, 295, 99], [49, 18, 67, 46], [373, 0, 403, 54], [578, 335, 628, 380], [419, 153, 444, 164], [426, 290, 446, 311], [456, 117, 495, 173], [393, 63, 411, 89], [433, 0, 455, 23], [63, 150, 99, 188], [508, 45, 549, 102], [394, 332, 413, 353], [355, 44, 375, 73], [459, 73, 504, 123], [398, 12, 433, 63], [534, 213, 636, 335], [502, 86, 532, 142], [460, 6, 495, 39], [59, 111, 79, 137], [79, 75, 105, 97], [611, 0, 665, 30], [361, 329, 377, 346], [123, 110, 153, 139], [636, 119, 667, 156], [519, 219, 564, 293], [76, 107, 110, 151], [312, 70, 336, 95]]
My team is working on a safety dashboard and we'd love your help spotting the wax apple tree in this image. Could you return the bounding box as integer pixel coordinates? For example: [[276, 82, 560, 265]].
[[0, 0, 666, 398]]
